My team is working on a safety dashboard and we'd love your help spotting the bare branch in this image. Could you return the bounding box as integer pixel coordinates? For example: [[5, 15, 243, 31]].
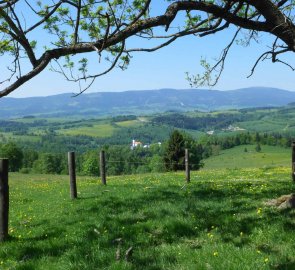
[[248, 46, 291, 77], [72, 41, 125, 96], [0, 0, 19, 8], [24, 1, 64, 34]]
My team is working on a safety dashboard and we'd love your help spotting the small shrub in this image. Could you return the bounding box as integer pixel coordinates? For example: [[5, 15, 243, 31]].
[[19, 168, 30, 174]]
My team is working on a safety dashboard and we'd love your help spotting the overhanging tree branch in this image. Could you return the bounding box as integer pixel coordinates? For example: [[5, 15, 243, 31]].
[[0, 0, 295, 97]]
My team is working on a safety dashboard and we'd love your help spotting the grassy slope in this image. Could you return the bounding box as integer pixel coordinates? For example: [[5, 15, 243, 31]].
[[237, 120, 288, 133], [115, 120, 141, 128], [58, 123, 117, 137], [1, 169, 295, 269], [0, 132, 41, 143], [203, 145, 290, 170], [9, 118, 142, 139]]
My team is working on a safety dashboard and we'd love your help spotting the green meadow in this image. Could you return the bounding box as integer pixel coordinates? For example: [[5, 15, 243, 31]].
[[203, 145, 290, 170], [58, 123, 117, 138], [115, 120, 141, 128], [1, 168, 295, 269], [237, 120, 288, 133]]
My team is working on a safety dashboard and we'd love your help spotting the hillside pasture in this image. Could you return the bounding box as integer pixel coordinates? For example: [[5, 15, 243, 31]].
[[1, 168, 295, 269], [237, 120, 289, 133], [0, 132, 41, 143], [114, 120, 141, 128], [58, 123, 117, 138], [203, 145, 290, 170]]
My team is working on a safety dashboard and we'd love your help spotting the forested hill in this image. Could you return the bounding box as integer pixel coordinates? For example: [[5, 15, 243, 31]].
[[1, 87, 295, 118]]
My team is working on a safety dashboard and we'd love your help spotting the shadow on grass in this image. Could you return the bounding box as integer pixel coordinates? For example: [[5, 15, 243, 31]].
[[68, 182, 289, 268], [271, 260, 295, 270], [5, 180, 294, 269]]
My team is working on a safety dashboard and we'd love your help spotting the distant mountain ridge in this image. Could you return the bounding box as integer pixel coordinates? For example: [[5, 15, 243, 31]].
[[1, 87, 295, 118]]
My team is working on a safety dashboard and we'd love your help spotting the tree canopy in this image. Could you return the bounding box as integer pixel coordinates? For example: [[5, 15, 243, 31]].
[[164, 130, 185, 171], [0, 0, 294, 97]]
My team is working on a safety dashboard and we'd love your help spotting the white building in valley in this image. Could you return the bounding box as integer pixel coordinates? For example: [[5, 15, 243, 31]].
[[131, 139, 142, 149]]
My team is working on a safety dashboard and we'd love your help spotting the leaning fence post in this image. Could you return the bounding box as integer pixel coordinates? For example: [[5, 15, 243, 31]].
[[100, 151, 106, 185], [0, 159, 9, 241], [68, 152, 77, 199], [185, 149, 190, 183], [292, 142, 295, 182]]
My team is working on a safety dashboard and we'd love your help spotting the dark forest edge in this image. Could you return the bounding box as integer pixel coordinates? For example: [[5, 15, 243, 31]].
[[0, 131, 291, 176]]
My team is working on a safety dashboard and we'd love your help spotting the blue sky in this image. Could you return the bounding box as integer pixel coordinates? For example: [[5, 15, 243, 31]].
[[11, 31, 294, 98], [5, 1, 295, 98]]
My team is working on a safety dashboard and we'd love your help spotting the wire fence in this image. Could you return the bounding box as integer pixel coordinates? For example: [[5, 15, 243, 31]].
[[105, 160, 201, 167], [71, 149, 192, 185], [0, 152, 294, 242]]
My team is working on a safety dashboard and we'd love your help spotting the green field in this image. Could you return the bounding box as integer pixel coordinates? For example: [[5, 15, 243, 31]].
[[1, 168, 295, 269], [115, 120, 141, 128], [203, 145, 290, 170], [237, 120, 288, 133], [58, 123, 117, 137]]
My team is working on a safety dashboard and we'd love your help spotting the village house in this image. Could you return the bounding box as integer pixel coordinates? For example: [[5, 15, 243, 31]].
[[131, 139, 142, 150]]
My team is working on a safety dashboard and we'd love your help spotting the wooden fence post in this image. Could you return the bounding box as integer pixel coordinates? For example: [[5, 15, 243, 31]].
[[185, 149, 190, 183], [0, 159, 9, 241], [68, 152, 77, 199], [292, 142, 295, 182], [100, 151, 106, 185]]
